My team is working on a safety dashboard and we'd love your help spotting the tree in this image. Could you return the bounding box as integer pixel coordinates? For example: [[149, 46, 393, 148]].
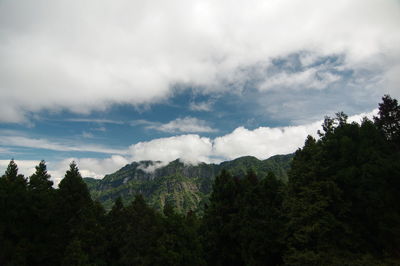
[[202, 170, 244, 266], [285, 107, 400, 265], [284, 135, 349, 265], [26, 160, 56, 265], [61, 239, 90, 266], [0, 160, 28, 265], [104, 197, 127, 265], [3, 159, 26, 185], [374, 94, 400, 148], [29, 160, 53, 191], [239, 172, 286, 266], [55, 162, 97, 263], [120, 194, 164, 266]]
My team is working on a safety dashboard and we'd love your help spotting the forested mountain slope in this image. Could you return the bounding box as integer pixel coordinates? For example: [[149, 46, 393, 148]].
[[84, 154, 294, 212]]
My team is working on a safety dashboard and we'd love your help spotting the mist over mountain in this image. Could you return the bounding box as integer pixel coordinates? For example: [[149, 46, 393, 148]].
[[84, 154, 294, 213]]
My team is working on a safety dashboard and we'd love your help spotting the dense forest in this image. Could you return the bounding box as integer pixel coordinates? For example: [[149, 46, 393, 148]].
[[0, 95, 399, 265]]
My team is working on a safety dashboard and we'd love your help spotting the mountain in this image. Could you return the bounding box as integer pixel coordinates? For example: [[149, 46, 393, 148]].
[[84, 154, 294, 213]]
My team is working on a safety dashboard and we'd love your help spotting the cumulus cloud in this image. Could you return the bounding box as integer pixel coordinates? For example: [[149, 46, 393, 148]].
[[129, 134, 213, 164], [213, 123, 321, 160], [0, 0, 399, 122], [128, 110, 377, 165]]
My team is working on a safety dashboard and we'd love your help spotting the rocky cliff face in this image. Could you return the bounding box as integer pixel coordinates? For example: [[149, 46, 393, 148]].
[[84, 154, 293, 213]]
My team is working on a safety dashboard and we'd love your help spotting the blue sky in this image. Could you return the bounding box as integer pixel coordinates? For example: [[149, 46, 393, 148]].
[[0, 0, 399, 182]]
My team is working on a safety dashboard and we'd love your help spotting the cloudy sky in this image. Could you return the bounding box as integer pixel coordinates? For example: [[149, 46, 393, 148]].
[[0, 0, 399, 183]]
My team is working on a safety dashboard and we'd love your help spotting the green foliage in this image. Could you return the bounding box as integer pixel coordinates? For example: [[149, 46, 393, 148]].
[[0, 160, 29, 265], [284, 103, 400, 265], [202, 169, 287, 266], [29, 160, 53, 190], [61, 239, 91, 266], [84, 155, 293, 214], [374, 94, 400, 145]]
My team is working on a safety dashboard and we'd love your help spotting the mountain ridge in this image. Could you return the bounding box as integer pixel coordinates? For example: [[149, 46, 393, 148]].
[[84, 153, 294, 213]]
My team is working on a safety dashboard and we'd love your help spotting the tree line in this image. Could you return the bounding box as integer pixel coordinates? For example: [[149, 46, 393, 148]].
[[0, 95, 399, 265]]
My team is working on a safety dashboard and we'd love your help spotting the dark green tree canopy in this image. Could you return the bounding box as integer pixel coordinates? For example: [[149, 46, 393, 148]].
[[29, 160, 53, 190], [4, 159, 18, 180], [374, 94, 400, 146]]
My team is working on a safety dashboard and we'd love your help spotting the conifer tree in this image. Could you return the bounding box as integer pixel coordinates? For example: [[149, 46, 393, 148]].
[[105, 197, 126, 265], [374, 94, 400, 146], [120, 194, 163, 265], [0, 160, 28, 264], [61, 239, 90, 266], [158, 201, 205, 266], [3, 159, 26, 185], [26, 160, 56, 265], [29, 160, 53, 190], [202, 170, 244, 266], [55, 161, 96, 263], [239, 172, 285, 266]]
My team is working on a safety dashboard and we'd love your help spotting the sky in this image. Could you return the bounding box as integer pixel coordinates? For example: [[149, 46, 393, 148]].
[[0, 0, 399, 184]]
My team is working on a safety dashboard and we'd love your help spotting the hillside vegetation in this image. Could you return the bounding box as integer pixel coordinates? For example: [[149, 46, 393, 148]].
[[84, 154, 294, 213]]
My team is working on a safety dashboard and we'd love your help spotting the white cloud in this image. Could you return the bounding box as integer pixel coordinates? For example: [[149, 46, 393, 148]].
[[348, 109, 378, 123], [130, 120, 320, 165], [137, 161, 168, 173], [131, 117, 217, 133], [0, 159, 37, 177], [0, 135, 128, 155], [189, 101, 214, 112], [82, 131, 94, 138], [151, 117, 217, 133], [0, 0, 399, 122], [65, 118, 124, 124], [129, 110, 377, 164], [213, 123, 321, 160], [259, 67, 341, 91], [0, 157, 128, 186], [129, 134, 213, 164], [130, 119, 159, 127]]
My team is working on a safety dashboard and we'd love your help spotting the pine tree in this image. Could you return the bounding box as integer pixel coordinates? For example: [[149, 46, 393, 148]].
[[105, 197, 126, 265], [120, 194, 164, 265], [29, 160, 53, 190], [202, 170, 244, 266], [157, 201, 205, 266], [374, 94, 400, 146], [285, 106, 400, 265], [284, 134, 348, 265], [61, 239, 90, 266], [55, 162, 96, 263], [3, 159, 26, 185], [0, 160, 28, 264], [239, 172, 286, 266], [26, 160, 56, 265]]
